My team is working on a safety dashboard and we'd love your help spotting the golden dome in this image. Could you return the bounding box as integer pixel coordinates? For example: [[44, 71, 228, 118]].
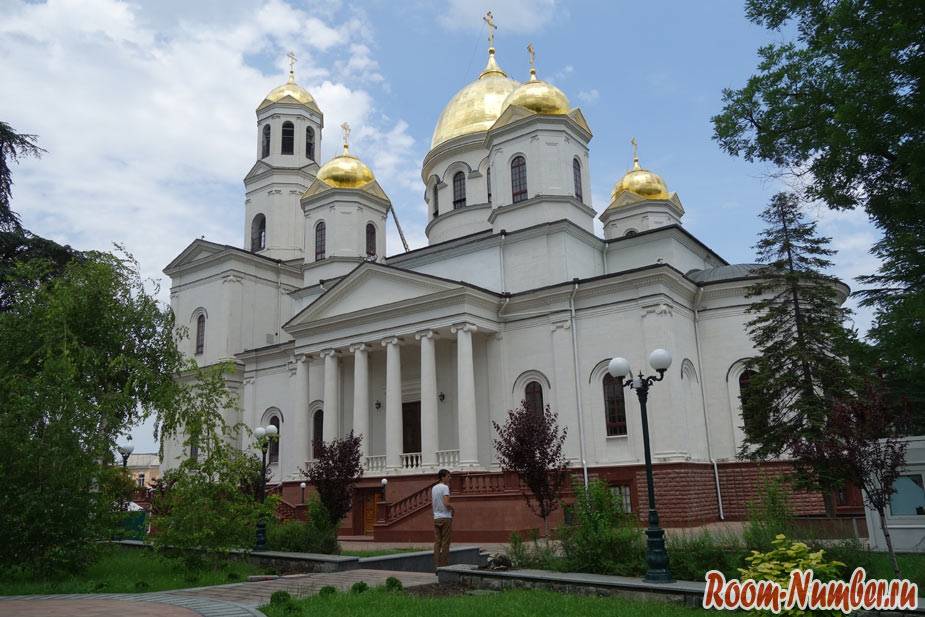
[[430, 49, 520, 149], [258, 71, 319, 112], [502, 66, 570, 116], [316, 145, 375, 189], [611, 143, 670, 201]]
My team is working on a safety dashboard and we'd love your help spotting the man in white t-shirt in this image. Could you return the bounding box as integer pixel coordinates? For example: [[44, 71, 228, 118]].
[[431, 468, 454, 571]]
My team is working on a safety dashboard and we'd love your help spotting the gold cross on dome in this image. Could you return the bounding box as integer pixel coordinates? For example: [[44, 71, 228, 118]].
[[527, 43, 536, 71], [631, 137, 638, 161], [483, 11, 497, 48], [340, 121, 351, 151]]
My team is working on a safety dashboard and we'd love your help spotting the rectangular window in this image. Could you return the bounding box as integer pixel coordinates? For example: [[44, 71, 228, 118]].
[[137, 473, 145, 487], [609, 485, 632, 513], [890, 473, 925, 516]]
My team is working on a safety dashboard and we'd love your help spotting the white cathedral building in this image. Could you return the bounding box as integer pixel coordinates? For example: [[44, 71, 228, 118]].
[[162, 35, 830, 538]]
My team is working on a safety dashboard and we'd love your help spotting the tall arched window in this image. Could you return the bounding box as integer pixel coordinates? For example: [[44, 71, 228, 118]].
[[314, 221, 326, 261], [281, 121, 294, 155], [195, 314, 205, 355], [251, 213, 266, 251], [261, 124, 271, 158], [365, 223, 376, 258], [312, 410, 324, 459], [268, 415, 280, 464], [305, 126, 315, 160], [603, 373, 627, 436], [573, 158, 583, 202], [452, 171, 466, 209], [432, 183, 439, 218], [487, 166, 492, 204], [525, 380, 544, 414], [511, 155, 527, 203], [739, 369, 758, 433]]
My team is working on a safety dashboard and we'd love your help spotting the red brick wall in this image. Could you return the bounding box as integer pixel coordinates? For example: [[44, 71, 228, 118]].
[[716, 461, 825, 520]]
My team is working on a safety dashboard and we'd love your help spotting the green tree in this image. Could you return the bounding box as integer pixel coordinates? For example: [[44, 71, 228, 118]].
[[712, 0, 925, 411], [740, 193, 855, 498], [0, 252, 190, 575]]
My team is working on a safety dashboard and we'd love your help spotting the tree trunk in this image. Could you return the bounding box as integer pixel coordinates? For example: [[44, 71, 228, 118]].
[[877, 506, 902, 578]]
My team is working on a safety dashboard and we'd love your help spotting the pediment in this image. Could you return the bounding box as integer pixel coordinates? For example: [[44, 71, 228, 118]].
[[164, 239, 228, 274], [244, 160, 273, 181], [284, 264, 475, 331]]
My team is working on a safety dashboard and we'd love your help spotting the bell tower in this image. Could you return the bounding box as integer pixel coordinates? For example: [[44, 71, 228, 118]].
[[244, 52, 324, 260]]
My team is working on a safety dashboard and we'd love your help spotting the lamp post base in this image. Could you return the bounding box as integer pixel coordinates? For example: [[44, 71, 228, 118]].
[[644, 525, 673, 583]]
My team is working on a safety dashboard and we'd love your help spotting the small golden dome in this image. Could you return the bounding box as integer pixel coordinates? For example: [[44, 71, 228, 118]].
[[611, 142, 670, 201], [258, 71, 319, 112], [431, 49, 520, 149], [502, 65, 570, 116], [316, 145, 375, 189]]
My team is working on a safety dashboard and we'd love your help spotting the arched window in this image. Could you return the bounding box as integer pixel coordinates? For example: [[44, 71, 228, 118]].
[[625, 229, 638, 237], [312, 410, 324, 459], [195, 314, 205, 355], [261, 124, 271, 158], [305, 126, 315, 160], [452, 171, 466, 209], [281, 121, 294, 155], [314, 221, 326, 261], [525, 380, 544, 414], [573, 158, 583, 202], [603, 373, 627, 436], [365, 223, 376, 258], [739, 369, 758, 433], [487, 166, 492, 204], [251, 213, 266, 251], [268, 415, 280, 464], [511, 156, 527, 203], [432, 183, 439, 218]]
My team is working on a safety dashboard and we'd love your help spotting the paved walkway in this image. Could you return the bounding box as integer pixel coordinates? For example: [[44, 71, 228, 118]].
[[0, 569, 438, 616]]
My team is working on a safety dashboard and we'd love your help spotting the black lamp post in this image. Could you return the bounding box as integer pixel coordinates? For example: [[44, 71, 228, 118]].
[[608, 348, 673, 584], [254, 424, 278, 551], [299, 481, 306, 506]]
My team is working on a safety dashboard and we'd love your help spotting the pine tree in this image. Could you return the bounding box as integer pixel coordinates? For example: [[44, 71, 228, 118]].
[[741, 193, 855, 493]]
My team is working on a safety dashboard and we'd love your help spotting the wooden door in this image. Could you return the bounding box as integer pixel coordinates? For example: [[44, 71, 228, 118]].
[[363, 491, 379, 535], [402, 401, 421, 453]]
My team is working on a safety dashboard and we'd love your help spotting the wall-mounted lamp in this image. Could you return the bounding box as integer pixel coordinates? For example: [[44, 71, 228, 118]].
[[438, 392, 446, 402], [374, 400, 382, 410]]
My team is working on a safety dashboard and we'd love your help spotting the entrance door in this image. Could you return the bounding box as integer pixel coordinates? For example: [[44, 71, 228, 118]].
[[402, 401, 421, 453], [362, 491, 379, 535]]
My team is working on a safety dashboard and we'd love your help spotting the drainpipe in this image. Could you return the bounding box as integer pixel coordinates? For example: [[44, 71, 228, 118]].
[[569, 280, 589, 489], [693, 286, 724, 520], [499, 229, 507, 293]]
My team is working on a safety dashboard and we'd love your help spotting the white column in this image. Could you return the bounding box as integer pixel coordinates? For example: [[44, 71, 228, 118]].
[[350, 343, 369, 458], [383, 337, 403, 469], [416, 330, 438, 468], [452, 323, 478, 466], [321, 348, 339, 442], [294, 353, 311, 466]]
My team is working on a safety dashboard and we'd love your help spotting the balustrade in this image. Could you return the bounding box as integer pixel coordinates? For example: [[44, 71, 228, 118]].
[[365, 455, 386, 472], [435, 449, 460, 467], [399, 452, 422, 469]]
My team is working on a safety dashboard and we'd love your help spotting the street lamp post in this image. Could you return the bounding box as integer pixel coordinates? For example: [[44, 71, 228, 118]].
[[299, 481, 306, 506], [254, 424, 278, 551], [116, 443, 135, 512], [608, 348, 673, 584]]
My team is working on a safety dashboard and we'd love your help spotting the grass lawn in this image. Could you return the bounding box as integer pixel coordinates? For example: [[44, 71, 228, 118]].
[[341, 547, 428, 558], [261, 588, 714, 617], [0, 545, 262, 595]]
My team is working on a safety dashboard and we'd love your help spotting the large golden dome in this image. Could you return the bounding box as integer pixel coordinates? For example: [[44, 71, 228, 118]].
[[611, 146, 670, 201], [502, 66, 570, 116], [258, 71, 319, 112], [430, 49, 519, 149], [316, 145, 375, 189]]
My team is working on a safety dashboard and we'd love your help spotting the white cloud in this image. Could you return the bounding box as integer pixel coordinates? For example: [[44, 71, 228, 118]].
[[437, 0, 559, 34], [577, 88, 599, 104]]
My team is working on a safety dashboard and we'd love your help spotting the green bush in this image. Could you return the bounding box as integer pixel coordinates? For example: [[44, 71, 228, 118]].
[[270, 590, 292, 606], [666, 530, 745, 581], [508, 530, 560, 570], [558, 480, 645, 576], [266, 498, 339, 554], [744, 476, 794, 552], [384, 576, 403, 592], [350, 581, 369, 594], [318, 585, 337, 597]]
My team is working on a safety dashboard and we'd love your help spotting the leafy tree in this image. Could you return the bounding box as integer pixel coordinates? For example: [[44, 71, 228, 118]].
[[492, 402, 569, 536], [792, 376, 910, 577], [301, 432, 363, 527], [0, 252, 191, 575], [740, 193, 855, 499], [0, 121, 44, 232], [712, 0, 925, 410]]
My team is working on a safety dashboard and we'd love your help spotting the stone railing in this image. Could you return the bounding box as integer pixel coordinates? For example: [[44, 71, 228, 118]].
[[460, 472, 508, 494], [365, 455, 386, 472], [400, 452, 422, 469], [435, 449, 460, 467], [384, 481, 435, 524]]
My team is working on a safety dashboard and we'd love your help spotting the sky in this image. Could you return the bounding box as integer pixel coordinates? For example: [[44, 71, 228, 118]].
[[0, 0, 881, 452]]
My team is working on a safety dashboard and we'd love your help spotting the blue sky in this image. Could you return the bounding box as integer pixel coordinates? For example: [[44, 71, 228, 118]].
[[0, 0, 879, 451]]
